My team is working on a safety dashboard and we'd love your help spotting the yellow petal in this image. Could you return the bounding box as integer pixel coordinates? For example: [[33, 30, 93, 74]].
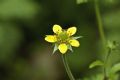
[[67, 27, 77, 36], [58, 43, 68, 54], [53, 24, 62, 34], [45, 35, 57, 43], [69, 39, 80, 47]]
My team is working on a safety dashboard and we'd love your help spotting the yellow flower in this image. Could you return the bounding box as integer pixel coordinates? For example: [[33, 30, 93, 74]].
[[53, 24, 62, 34], [69, 39, 80, 47], [45, 35, 57, 43], [45, 24, 81, 54], [58, 43, 68, 54], [67, 27, 77, 36]]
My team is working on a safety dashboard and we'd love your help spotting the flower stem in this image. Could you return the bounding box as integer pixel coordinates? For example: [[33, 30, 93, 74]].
[[94, 0, 109, 80], [61, 54, 75, 80], [103, 48, 111, 80], [94, 0, 106, 44]]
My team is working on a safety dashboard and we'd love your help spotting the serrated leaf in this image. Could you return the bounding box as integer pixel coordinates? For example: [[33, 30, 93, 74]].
[[72, 36, 83, 39], [89, 60, 104, 69], [76, 0, 88, 4], [52, 44, 58, 54], [109, 63, 120, 75]]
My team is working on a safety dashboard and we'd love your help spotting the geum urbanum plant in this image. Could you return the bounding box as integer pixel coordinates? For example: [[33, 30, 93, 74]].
[[89, 41, 120, 80], [45, 24, 82, 54], [45, 24, 82, 80]]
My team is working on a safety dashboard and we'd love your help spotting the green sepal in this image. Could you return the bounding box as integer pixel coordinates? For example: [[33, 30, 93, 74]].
[[89, 60, 104, 69], [72, 36, 83, 40], [68, 45, 73, 52], [52, 43, 58, 54]]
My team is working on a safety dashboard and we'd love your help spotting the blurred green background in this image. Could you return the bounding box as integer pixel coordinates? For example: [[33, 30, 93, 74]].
[[0, 0, 120, 80]]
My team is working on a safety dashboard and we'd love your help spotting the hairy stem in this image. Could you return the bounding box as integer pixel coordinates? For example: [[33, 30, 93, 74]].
[[62, 54, 75, 80]]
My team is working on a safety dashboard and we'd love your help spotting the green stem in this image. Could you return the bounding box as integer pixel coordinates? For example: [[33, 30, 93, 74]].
[[94, 0, 106, 44], [103, 48, 111, 80], [62, 54, 75, 80], [94, 0, 108, 79]]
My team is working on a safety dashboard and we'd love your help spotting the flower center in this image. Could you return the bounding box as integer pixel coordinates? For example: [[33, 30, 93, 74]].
[[58, 31, 69, 42]]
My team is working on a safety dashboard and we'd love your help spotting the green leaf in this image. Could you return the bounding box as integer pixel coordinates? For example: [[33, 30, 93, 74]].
[[76, 0, 88, 4], [52, 44, 58, 54], [83, 74, 104, 80], [109, 63, 120, 76], [107, 40, 119, 50], [89, 60, 104, 69]]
